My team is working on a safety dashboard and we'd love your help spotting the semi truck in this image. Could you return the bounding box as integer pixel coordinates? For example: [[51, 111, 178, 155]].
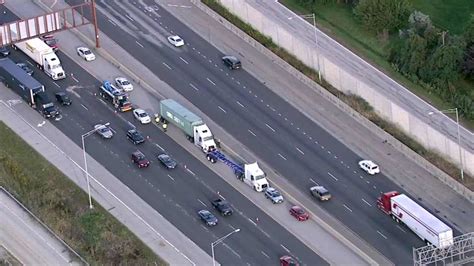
[[0, 58, 59, 118], [377, 191, 454, 249], [14, 38, 65, 80], [0, 57, 44, 106], [159, 99, 216, 152], [206, 150, 270, 192], [99, 81, 132, 112]]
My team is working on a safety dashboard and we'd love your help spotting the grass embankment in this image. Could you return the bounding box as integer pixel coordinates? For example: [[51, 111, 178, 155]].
[[201, 0, 474, 190], [0, 122, 166, 265]]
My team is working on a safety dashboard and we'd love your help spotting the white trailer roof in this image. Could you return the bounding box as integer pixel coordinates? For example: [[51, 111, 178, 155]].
[[392, 194, 451, 234]]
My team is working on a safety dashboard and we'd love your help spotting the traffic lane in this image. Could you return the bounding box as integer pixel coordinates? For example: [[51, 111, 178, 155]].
[[5, 32, 325, 265], [80, 1, 418, 262]]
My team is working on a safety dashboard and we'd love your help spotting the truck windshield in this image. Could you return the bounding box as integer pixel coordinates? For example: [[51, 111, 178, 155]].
[[44, 103, 54, 108], [51, 64, 62, 70], [255, 174, 265, 180], [203, 136, 213, 141]]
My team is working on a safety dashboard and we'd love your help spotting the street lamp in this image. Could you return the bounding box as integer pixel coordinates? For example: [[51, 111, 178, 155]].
[[211, 228, 240, 266], [428, 108, 463, 181], [81, 122, 110, 209], [288, 13, 321, 81]]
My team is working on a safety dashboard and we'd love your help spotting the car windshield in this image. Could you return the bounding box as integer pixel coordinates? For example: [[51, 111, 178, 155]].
[[139, 112, 147, 117], [295, 208, 304, 214], [84, 50, 91, 55], [99, 127, 108, 133], [271, 191, 280, 197], [136, 153, 145, 160], [45, 39, 57, 45], [121, 80, 130, 85], [174, 37, 182, 42]]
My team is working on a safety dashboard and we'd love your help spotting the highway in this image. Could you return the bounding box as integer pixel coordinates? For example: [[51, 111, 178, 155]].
[[66, 0, 465, 263], [0, 7, 327, 265]]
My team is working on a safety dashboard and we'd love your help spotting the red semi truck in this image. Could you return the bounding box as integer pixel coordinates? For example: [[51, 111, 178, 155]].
[[377, 191, 454, 249]]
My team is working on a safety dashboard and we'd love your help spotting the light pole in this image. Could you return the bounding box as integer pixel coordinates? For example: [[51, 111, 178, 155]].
[[288, 13, 321, 81], [211, 228, 240, 266], [81, 122, 110, 209], [428, 108, 463, 181]]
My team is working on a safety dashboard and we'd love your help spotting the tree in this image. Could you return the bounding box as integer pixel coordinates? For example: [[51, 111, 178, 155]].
[[462, 45, 474, 79], [354, 0, 411, 34], [463, 14, 474, 46]]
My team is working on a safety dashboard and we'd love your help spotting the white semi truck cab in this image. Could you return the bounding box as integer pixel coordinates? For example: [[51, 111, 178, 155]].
[[194, 124, 216, 153]]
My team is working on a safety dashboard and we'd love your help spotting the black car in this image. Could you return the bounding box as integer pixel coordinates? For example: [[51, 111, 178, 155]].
[[55, 92, 72, 106], [16, 62, 34, 76], [211, 198, 233, 216], [126, 129, 145, 145], [157, 153, 177, 169], [0, 46, 10, 57], [222, 55, 241, 70], [198, 210, 218, 226]]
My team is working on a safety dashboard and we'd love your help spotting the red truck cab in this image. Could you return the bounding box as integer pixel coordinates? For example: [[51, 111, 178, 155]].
[[377, 191, 400, 215]]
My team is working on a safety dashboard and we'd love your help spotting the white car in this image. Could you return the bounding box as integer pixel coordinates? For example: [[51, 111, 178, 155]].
[[115, 77, 133, 92], [359, 160, 380, 175], [167, 35, 184, 47], [77, 47, 96, 61], [133, 108, 151, 124]]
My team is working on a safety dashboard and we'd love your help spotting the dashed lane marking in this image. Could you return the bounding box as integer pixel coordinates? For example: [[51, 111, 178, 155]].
[[125, 14, 134, 21], [236, 101, 245, 108], [261, 251, 270, 259], [247, 129, 256, 136], [179, 57, 189, 64], [135, 40, 144, 48], [218, 106, 227, 113], [108, 19, 117, 26], [328, 172, 338, 181], [207, 78, 216, 86], [278, 153, 287, 160], [155, 143, 165, 151], [162, 62, 172, 70], [343, 204, 353, 212], [295, 147, 304, 155], [189, 83, 199, 91], [377, 230, 388, 239], [265, 123, 275, 132], [309, 178, 318, 185], [80, 104, 88, 111], [197, 199, 207, 207], [281, 244, 290, 253], [167, 174, 174, 181], [362, 198, 372, 207]]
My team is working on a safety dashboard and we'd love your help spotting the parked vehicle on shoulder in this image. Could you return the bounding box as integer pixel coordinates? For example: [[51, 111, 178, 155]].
[[127, 128, 145, 145], [211, 198, 233, 216], [94, 124, 113, 139], [55, 92, 72, 106], [133, 108, 151, 124], [222, 55, 241, 70], [157, 153, 177, 169], [77, 47, 96, 61], [310, 186, 331, 201], [280, 255, 299, 266], [359, 160, 380, 175], [264, 187, 284, 204], [167, 35, 184, 47], [40, 35, 59, 52], [132, 150, 150, 168], [198, 210, 218, 226], [16, 62, 34, 75], [115, 77, 134, 92], [289, 205, 309, 221]]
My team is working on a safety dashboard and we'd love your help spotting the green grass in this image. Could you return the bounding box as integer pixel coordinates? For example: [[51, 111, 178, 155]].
[[410, 0, 474, 34], [0, 122, 166, 265], [280, 0, 474, 129]]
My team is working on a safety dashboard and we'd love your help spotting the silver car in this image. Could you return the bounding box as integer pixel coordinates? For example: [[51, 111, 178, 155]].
[[264, 187, 284, 204], [94, 124, 113, 139]]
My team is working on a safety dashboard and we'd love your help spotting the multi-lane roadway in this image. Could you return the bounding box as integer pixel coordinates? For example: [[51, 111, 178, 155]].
[[0, 7, 329, 265], [65, 0, 463, 264]]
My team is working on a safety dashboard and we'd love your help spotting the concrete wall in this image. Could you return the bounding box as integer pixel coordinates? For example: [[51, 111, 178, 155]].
[[216, 0, 473, 176]]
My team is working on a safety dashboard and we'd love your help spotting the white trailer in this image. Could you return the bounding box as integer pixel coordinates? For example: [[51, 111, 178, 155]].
[[15, 38, 65, 80], [378, 191, 454, 249]]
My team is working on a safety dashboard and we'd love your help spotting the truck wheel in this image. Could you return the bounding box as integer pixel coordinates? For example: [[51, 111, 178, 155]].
[[253, 186, 258, 191]]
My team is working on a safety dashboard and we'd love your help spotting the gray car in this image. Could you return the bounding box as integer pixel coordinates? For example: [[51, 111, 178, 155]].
[[310, 186, 331, 201], [264, 187, 284, 204], [94, 124, 114, 139]]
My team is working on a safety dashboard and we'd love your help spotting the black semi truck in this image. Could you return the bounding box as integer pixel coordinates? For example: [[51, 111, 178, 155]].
[[0, 58, 59, 118]]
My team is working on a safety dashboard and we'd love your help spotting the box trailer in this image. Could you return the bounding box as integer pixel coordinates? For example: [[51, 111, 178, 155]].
[[0, 57, 44, 106], [159, 99, 216, 152], [15, 38, 65, 80], [378, 191, 453, 249]]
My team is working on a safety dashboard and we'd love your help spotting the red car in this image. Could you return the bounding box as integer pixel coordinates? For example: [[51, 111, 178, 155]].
[[289, 206, 309, 221], [40, 35, 59, 51], [132, 150, 150, 168], [280, 255, 299, 266]]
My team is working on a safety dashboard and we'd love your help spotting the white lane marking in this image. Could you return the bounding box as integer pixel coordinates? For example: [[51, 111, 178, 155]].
[[295, 147, 304, 155], [236, 101, 245, 108], [247, 129, 256, 136], [162, 62, 172, 70], [189, 83, 199, 91], [362, 198, 372, 207], [197, 199, 207, 207], [108, 19, 117, 26], [223, 243, 241, 258], [248, 218, 257, 226], [125, 14, 134, 21], [155, 143, 165, 151], [377, 231, 388, 239], [309, 178, 318, 185], [135, 41, 144, 48], [359, 175, 364, 179], [167, 174, 175, 181], [52, 82, 60, 88], [179, 57, 189, 64], [281, 244, 290, 253], [261, 251, 270, 259], [343, 204, 353, 212], [396, 225, 407, 233], [186, 168, 196, 176], [207, 78, 216, 86], [328, 172, 338, 181], [278, 153, 287, 160], [265, 123, 275, 132], [80, 104, 88, 110], [218, 106, 227, 113], [180, 5, 192, 8], [71, 75, 79, 83]]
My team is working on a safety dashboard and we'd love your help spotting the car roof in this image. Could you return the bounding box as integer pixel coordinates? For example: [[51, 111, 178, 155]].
[[310, 186, 328, 193], [223, 55, 239, 62]]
